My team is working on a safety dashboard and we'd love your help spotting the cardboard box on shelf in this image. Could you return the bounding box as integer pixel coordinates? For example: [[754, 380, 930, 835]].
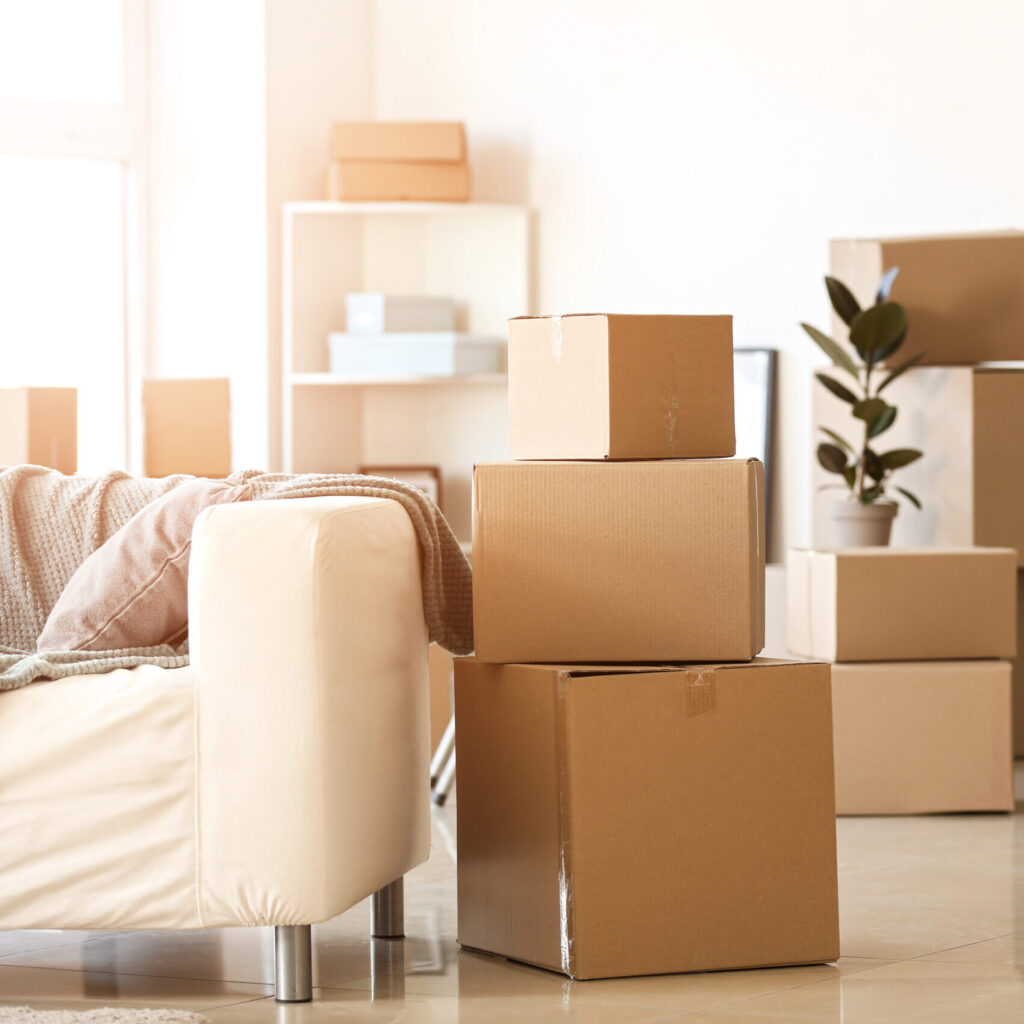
[[472, 459, 764, 664], [508, 314, 735, 460], [330, 121, 466, 163], [328, 332, 504, 377], [787, 547, 1017, 662], [325, 161, 470, 202], [143, 378, 231, 479], [831, 661, 1014, 815], [345, 293, 456, 333], [812, 366, 1024, 563], [455, 657, 839, 980], [830, 231, 1024, 364], [0, 387, 77, 474]]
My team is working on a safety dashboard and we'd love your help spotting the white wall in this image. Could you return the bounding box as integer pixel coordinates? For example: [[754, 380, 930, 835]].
[[371, 0, 1024, 554]]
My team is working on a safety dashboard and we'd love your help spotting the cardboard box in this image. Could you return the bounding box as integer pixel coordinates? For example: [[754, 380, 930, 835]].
[[830, 232, 1024, 364], [345, 293, 456, 333], [508, 314, 735, 460], [1011, 570, 1024, 756], [330, 121, 466, 162], [812, 367, 1024, 564], [787, 547, 1017, 662], [325, 161, 470, 202], [472, 459, 764, 663], [143, 378, 231, 479], [328, 332, 504, 377], [0, 387, 77, 473], [455, 657, 839, 979], [831, 661, 1014, 814]]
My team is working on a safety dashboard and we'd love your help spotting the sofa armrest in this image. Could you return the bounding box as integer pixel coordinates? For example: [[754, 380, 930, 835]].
[[188, 496, 430, 928]]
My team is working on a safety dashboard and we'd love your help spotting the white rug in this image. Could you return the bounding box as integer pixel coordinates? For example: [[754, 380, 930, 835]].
[[0, 1010, 210, 1024]]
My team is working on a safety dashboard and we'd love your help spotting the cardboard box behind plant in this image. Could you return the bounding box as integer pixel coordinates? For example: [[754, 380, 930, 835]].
[[472, 459, 765, 664], [0, 387, 77, 474], [787, 547, 1017, 662], [831, 661, 1014, 814], [455, 657, 839, 980], [143, 378, 231, 479], [508, 314, 735, 460], [812, 367, 1024, 564], [830, 232, 1024, 364]]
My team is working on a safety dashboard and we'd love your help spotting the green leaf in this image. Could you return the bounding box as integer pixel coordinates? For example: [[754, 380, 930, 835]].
[[877, 352, 925, 393], [859, 485, 885, 504], [843, 465, 857, 488], [878, 448, 923, 470], [896, 486, 922, 510], [852, 397, 886, 422], [868, 405, 897, 438], [848, 302, 909, 365], [817, 443, 848, 474], [819, 426, 854, 452], [862, 448, 883, 482], [825, 275, 861, 327], [800, 322, 861, 379], [876, 266, 899, 303], [872, 322, 909, 364], [816, 372, 859, 405]]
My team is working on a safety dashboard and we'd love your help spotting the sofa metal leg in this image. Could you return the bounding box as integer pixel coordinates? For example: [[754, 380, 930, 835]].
[[370, 877, 404, 938], [274, 924, 312, 1003]]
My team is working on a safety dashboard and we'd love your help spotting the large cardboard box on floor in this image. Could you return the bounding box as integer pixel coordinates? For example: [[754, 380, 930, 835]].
[[325, 160, 470, 202], [455, 658, 839, 980], [812, 367, 1024, 563], [0, 387, 77, 473], [472, 459, 764, 663], [143, 378, 231, 479], [508, 314, 735, 460], [831, 661, 1014, 814], [330, 121, 466, 162], [830, 232, 1024, 364], [788, 548, 1017, 662]]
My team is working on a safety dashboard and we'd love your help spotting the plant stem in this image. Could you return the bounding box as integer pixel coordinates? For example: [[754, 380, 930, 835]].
[[855, 362, 872, 500]]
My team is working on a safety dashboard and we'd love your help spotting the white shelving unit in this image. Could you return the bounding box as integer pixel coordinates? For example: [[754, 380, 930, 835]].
[[281, 201, 530, 542]]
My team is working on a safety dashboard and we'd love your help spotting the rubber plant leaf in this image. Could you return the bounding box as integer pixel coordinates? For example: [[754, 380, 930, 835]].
[[824, 275, 861, 327]]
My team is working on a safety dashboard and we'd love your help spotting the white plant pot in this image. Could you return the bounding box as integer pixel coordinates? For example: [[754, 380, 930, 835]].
[[830, 499, 898, 548]]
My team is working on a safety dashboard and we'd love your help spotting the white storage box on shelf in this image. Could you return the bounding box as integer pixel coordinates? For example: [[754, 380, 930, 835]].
[[328, 332, 506, 378], [345, 293, 456, 333]]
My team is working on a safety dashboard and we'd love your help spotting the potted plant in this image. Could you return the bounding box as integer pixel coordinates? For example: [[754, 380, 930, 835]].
[[801, 269, 924, 547]]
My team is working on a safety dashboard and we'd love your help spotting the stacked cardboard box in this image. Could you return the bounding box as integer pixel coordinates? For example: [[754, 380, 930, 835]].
[[457, 313, 840, 980], [0, 387, 77, 473], [788, 548, 1017, 814], [326, 121, 470, 202]]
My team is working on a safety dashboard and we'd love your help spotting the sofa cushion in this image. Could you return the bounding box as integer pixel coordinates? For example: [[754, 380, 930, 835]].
[[36, 478, 251, 652]]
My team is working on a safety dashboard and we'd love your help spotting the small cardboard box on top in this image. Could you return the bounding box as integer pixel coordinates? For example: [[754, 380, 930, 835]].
[[787, 547, 1017, 662], [831, 661, 1014, 815], [507, 314, 735, 460], [455, 657, 840, 980], [830, 231, 1024, 364], [0, 387, 77, 474], [472, 458, 765, 664], [330, 121, 466, 162]]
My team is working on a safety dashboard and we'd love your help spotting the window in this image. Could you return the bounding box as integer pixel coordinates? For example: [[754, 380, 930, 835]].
[[0, 0, 145, 474]]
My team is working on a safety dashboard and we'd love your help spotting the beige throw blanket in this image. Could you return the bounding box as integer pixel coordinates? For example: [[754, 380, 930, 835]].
[[0, 467, 473, 691]]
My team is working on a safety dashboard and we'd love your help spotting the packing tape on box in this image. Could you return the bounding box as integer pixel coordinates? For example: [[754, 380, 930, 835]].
[[686, 669, 717, 717]]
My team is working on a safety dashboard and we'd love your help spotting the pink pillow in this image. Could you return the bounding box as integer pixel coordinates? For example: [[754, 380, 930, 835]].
[[37, 478, 251, 652]]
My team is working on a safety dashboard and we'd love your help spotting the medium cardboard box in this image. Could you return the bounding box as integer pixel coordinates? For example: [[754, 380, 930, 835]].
[[787, 547, 1017, 662], [830, 232, 1024, 364], [508, 314, 735, 460], [812, 367, 1024, 564], [325, 161, 470, 202], [330, 121, 466, 162], [328, 332, 504, 377], [831, 661, 1014, 814], [143, 378, 231, 478], [1011, 570, 1024, 756], [472, 459, 765, 663], [455, 657, 840, 980], [0, 387, 77, 473], [345, 293, 456, 333]]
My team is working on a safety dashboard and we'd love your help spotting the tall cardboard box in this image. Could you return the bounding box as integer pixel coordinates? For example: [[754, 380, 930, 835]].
[[472, 459, 765, 663], [143, 378, 231, 479], [0, 387, 77, 474], [831, 661, 1014, 814], [455, 658, 839, 979], [508, 314, 735, 460], [787, 548, 1017, 662], [830, 232, 1024, 363], [812, 367, 1024, 564]]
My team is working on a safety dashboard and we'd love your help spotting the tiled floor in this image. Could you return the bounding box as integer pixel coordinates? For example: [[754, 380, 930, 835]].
[[2, 765, 1023, 1022]]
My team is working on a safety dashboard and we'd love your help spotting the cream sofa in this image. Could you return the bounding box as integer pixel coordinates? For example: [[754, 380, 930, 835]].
[[0, 496, 432, 1002]]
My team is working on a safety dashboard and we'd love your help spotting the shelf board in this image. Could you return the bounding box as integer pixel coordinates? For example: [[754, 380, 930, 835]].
[[290, 372, 508, 388], [284, 200, 526, 217]]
